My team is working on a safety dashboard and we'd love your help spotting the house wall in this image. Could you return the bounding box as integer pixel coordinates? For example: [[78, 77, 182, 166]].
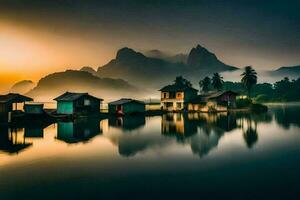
[[183, 90, 198, 102], [216, 93, 237, 108], [161, 90, 197, 111], [24, 104, 44, 114], [123, 102, 145, 114], [108, 102, 145, 114], [108, 104, 117, 114], [57, 101, 74, 114], [188, 101, 228, 112], [161, 92, 184, 100], [73, 96, 100, 113]]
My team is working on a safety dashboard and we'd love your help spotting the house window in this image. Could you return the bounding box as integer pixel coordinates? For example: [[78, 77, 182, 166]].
[[169, 92, 176, 99], [166, 102, 173, 108], [176, 102, 182, 109], [84, 99, 91, 106], [163, 92, 167, 98]]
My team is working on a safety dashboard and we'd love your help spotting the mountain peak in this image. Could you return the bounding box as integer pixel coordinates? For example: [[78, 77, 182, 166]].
[[116, 47, 146, 61], [187, 45, 217, 67], [80, 66, 96, 74]]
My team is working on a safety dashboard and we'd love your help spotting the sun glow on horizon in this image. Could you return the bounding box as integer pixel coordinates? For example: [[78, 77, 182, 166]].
[[0, 21, 113, 91]]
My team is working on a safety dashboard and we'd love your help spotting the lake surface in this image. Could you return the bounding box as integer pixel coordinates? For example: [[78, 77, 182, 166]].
[[1, 105, 300, 199]]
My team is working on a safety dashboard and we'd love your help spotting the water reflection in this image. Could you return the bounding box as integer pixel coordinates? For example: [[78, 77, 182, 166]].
[[0, 126, 32, 154], [272, 105, 300, 129], [106, 111, 275, 157], [0, 106, 299, 158], [162, 113, 239, 157], [56, 118, 102, 144], [108, 115, 145, 131]]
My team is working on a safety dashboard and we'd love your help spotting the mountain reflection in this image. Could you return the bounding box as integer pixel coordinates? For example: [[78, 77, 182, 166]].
[[56, 118, 102, 144]]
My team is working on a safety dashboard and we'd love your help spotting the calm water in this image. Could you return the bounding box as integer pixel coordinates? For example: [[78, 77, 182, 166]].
[[1, 105, 300, 199]]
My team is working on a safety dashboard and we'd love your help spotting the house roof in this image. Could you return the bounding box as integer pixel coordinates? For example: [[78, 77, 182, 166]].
[[203, 90, 238, 99], [54, 92, 103, 101], [159, 84, 198, 92], [189, 90, 239, 103], [0, 93, 33, 103], [109, 98, 145, 105]]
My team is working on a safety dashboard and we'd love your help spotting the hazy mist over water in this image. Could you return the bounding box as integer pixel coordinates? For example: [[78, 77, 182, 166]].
[[1, 105, 300, 199]]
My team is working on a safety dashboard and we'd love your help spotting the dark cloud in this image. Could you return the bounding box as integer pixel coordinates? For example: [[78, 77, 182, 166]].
[[1, 0, 300, 68]]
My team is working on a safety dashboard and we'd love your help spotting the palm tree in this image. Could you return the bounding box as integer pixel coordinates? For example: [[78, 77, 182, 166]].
[[174, 76, 192, 87], [241, 66, 257, 98], [199, 76, 211, 93], [212, 73, 223, 91]]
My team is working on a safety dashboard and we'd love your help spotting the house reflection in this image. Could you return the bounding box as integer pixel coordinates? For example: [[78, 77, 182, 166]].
[[24, 120, 53, 138], [106, 116, 168, 157], [56, 118, 102, 144], [161, 112, 238, 157], [0, 126, 32, 154], [108, 115, 145, 131], [162, 113, 197, 140]]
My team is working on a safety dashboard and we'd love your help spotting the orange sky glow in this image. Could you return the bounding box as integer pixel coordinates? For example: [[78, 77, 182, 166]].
[[0, 20, 114, 91]]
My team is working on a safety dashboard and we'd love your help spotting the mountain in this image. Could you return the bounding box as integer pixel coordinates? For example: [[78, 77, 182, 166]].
[[187, 44, 237, 71], [80, 66, 97, 75], [97, 47, 186, 88], [144, 49, 188, 63], [10, 80, 35, 94], [27, 70, 141, 102], [97, 45, 238, 88], [270, 65, 300, 79]]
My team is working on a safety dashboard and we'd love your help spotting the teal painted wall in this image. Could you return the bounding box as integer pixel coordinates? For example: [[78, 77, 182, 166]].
[[58, 122, 74, 138], [57, 101, 73, 114]]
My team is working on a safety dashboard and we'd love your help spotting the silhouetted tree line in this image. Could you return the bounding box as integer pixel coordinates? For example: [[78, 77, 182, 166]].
[[199, 66, 258, 96], [223, 77, 300, 102]]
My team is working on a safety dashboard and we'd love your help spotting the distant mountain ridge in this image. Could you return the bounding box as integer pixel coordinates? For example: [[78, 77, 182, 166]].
[[266, 65, 300, 80], [97, 45, 239, 88], [144, 49, 188, 63], [10, 80, 35, 94], [187, 45, 237, 71], [27, 70, 141, 101]]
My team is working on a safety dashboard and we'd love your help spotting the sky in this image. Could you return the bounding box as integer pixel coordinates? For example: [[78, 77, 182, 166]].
[[0, 0, 300, 89]]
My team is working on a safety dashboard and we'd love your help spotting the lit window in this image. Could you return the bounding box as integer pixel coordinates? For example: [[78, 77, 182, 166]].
[[84, 99, 91, 106]]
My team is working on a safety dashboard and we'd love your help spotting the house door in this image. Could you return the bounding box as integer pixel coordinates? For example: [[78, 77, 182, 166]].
[[116, 105, 122, 114]]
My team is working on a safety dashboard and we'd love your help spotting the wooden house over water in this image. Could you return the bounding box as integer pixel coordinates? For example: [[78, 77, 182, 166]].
[[54, 92, 103, 115], [0, 93, 33, 123], [108, 98, 145, 115], [188, 91, 238, 112], [159, 83, 198, 111]]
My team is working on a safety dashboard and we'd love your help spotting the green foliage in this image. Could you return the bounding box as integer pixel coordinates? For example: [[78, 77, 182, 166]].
[[212, 73, 224, 91], [250, 103, 268, 113], [236, 98, 252, 108], [174, 76, 192, 87], [199, 76, 211, 93], [223, 76, 300, 102], [241, 66, 257, 97]]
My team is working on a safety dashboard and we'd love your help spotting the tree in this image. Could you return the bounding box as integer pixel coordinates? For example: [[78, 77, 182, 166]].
[[212, 73, 223, 91], [199, 76, 211, 93], [241, 66, 257, 97], [174, 76, 192, 87]]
